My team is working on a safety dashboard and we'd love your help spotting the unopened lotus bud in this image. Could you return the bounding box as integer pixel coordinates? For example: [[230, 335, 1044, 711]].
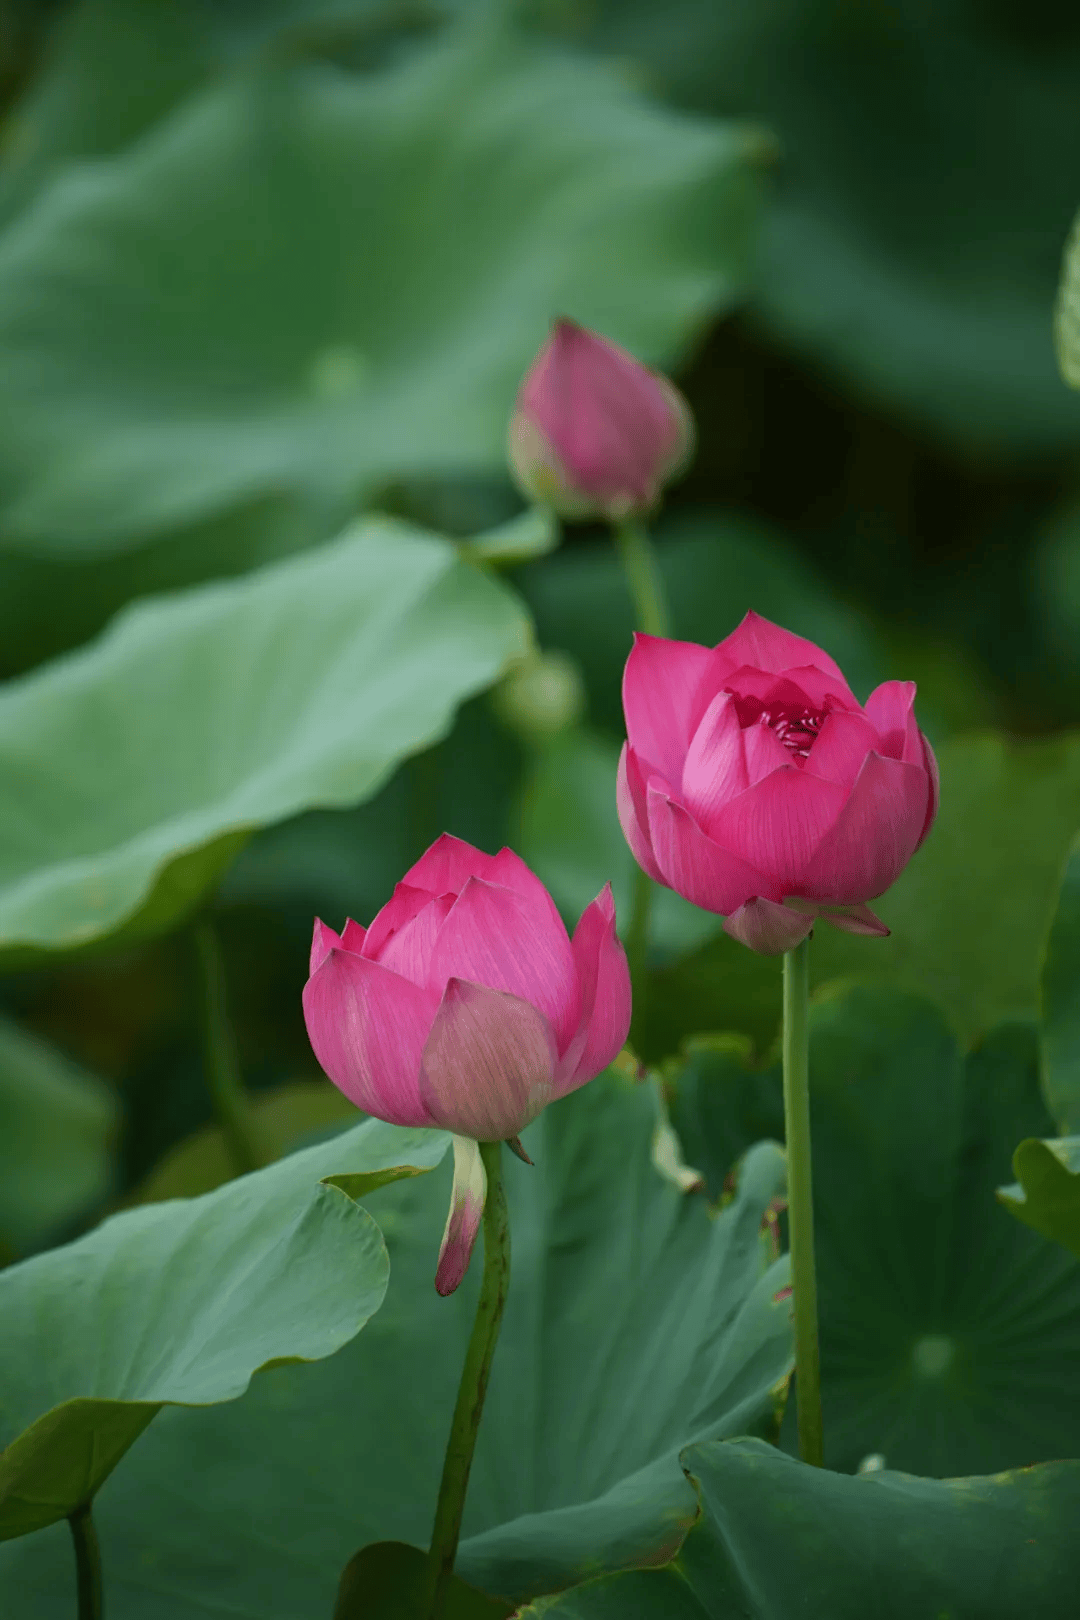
[[508, 318, 694, 522], [493, 651, 586, 740]]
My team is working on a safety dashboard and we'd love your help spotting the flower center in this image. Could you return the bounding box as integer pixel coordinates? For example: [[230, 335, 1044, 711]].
[[763, 703, 826, 761]]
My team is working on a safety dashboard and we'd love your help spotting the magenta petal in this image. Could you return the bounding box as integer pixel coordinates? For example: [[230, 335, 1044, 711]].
[[712, 611, 849, 684], [723, 898, 814, 956], [622, 633, 715, 782], [310, 918, 342, 976], [364, 882, 437, 961], [378, 893, 454, 986], [557, 884, 632, 1093], [708, 767, 848, 890], [617, 743, 664, 882], [488, 846, 572, 947], [420, 978, 557, 1140], [302, 950, 437, 1126], [805, 710, 878, 788], [742, 718, 792, 789], [340, 919, 367, 954], [429, 877, 579, 1050], [435, 1135, 487, 1297], [915, 732, 939, 850], [647, 786, 779, 914], [798, 752, 930, 903], [864, 681, 918, 760], [401, 833, 497, 898], [681, 692, 747, 829]]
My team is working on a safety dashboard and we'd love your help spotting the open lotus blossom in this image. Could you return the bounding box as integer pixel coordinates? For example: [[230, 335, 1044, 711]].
[[508, 317, 694, 521], [303, 835, 630, 1293], [617, 612, 939, 955]]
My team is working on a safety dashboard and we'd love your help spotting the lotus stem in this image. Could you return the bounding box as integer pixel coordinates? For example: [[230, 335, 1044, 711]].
[[69, 1502, 103, 1620], [191, 918, 267, 1175], [424, 1138, 511, 1620], [782, 934, 824, 1466], [614, 517, 670, 640]]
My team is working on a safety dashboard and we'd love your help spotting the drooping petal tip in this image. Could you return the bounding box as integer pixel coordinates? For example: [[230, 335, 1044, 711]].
[[435, 1136, 487, 1296]]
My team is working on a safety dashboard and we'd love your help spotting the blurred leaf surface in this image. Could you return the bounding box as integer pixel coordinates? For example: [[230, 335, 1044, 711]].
[[1040, 830, 1080, 1131], [0, 1017, 117, 1255], [334, 1541, 512, 1620], [516, 1438, 1080, 1619], [0, 518, 529, 966], [998, 1135, 1080, 1260], [0, 29, 763, 551], [672, 985, 1080, 1476], [0, 1118, 446, 1539], [0, 1075, 792, 1614]]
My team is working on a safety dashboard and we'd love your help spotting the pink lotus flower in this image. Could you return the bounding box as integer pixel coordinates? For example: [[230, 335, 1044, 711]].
[[617, 613, 938, 955], [303, 835, 630, 1293], [508, 318, 694, 521]]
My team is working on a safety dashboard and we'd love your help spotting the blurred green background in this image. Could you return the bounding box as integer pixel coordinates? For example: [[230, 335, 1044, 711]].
[[4, 0, 1080, 1250]]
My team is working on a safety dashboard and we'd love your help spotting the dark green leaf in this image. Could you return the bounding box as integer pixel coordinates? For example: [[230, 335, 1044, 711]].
[[0, 1075, 791, 1613], [1040, 831, 1080, 1131], [998, 1135, 1080, 1260], [517, 1438, 1080, 1619], [0, 518, 529, 967], [334, 1541, 512, 1620], [0, 1118, 446, 1539]]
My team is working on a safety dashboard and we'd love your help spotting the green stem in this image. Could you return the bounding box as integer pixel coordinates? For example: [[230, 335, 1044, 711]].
[[782, 935, 823, 1467], [191, 919, 266, 1175], [69, 1502, 103, 1620], [614, 517, 670, 639], [625, 863, 653, 1046], [424, 1140, 511, 1620]]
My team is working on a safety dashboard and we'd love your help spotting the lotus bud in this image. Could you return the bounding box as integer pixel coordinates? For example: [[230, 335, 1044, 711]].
[[508, 318, 694, 522]]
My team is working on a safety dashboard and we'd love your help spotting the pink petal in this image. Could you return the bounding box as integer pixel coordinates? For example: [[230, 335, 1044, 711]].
[[435, 1135, 487, 1297], [711, 611, 849, 685], [557, 884, 632, 1093], [776, 664, 860, 711], [707, 767, 848, 891], [378, 893, 454, 986], [400, 833, 497, 898], [310, 918, 342, 976], [805, 710, 878, 788], [742, 718, 792, 789], [723, 897, 814, 956], [681, 692, 747, 829], [646, 786, 779, 914], [420, 978, 557, 1140], [341, 919, 367, 953], [302, 950, 437, 1127], [864, 681, 919, 761], [622, 633, 716, 782], [364, 882, 437, 961], [915, 732, 939, 850], [428, 877, 580, 1052], [798, 752, 930, 904], [617, 743, 664, 883], [488, 846, 572, 948], [822, 902, 890, 938]]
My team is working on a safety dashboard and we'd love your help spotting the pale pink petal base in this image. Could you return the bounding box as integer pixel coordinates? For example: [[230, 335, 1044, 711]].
[[420, 978, 558, 1141], [723, 898, 814, 956], [436, 1135, 487, 1296]]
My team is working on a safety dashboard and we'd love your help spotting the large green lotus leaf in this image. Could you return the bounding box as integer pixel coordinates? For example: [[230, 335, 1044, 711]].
[[560, 0, 1080, 455], [671, 982, 1080, 1476], [0, 1017, 118, 1256], [998, 1135, 1080, 1261], [1040, 831, 1080, 1131], [654, 730, 1080, 1058], [0, 1075, 792, 1615], [0, 1117, 447, 1540], [517, 1439, 1080, 1619], [0, 26, 764, 553], [0, 518, 530, 967]]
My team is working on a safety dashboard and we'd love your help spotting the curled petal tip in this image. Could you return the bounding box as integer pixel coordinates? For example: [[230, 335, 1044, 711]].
[[506, 1134, 534, 1165], [435, 1136, 487, 1296]]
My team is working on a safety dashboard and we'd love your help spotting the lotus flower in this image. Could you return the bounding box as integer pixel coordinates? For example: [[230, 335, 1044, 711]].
[[303, 835, 631, 1292], [508, 318, 694, 520], [617, 613, 938, 954]]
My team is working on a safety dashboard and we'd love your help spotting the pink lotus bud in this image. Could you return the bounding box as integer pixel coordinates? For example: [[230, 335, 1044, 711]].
[[508, 318, 695, 521], [302, 835, 631, 1292], [616, 612, 939, 955]]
